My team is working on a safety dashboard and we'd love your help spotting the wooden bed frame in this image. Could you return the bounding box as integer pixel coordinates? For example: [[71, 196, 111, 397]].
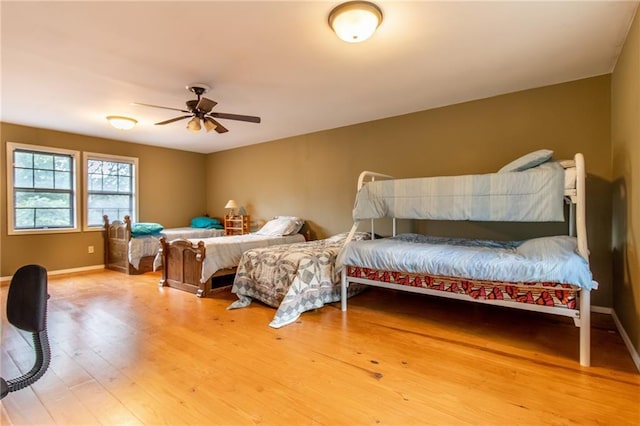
[[157, 238, 236, 298], [103, 215, 155, 275], [341, 153, 595, 366], [158, 230, 312, 298]]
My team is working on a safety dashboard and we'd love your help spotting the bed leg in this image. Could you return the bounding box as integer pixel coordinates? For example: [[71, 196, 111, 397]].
[[341, 269, 348, 312], [579, 289, 591, 367]]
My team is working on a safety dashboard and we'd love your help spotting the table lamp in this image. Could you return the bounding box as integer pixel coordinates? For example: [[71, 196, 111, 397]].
[[225, 199, 239, 217]]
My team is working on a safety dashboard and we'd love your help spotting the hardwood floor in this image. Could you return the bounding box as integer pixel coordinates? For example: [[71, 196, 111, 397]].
[[1, 270, 638, 425]]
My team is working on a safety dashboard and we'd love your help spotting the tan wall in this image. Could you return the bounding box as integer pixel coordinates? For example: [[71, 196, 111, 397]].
[[0, 123, 207, 276], [206, 76, 613, 306], [611, 8, 640, 359]]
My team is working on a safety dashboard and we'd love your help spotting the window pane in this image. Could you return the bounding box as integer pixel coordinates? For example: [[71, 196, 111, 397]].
[[103, 161, 118, 175], [35, 208, 72, 227], [16, 191, 71, 208], [118, 163, 131, 176], [33, 153, 53, 170], [88, 159, 102, 174], [54, 155, 71, 172], [89, 174, 102, 191], [15, 208, 35, 228], [14, 168, 33, 188], [14, 151, 33, 168], [118, 175, 131, 192], [55, 170, 71, 190], [88, 193, 130, 208], [34, 170, 54, 189], [103, 175, 118, 191]]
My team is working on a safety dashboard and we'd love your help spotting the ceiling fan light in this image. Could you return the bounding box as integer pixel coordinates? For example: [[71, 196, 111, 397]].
[[187, 117, 201, 132], [203, 118, 217, 132], [329, 1, 383, 43], [106, 115, 137, 130]]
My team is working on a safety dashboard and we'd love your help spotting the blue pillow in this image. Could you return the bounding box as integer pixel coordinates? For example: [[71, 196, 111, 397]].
[[131, 222, 164, 237], [191, 216, 222, 229], [498, 149, 553, 173]]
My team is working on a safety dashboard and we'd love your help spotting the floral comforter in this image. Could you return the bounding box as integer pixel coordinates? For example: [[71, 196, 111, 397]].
[[228, 232, 370, 327]]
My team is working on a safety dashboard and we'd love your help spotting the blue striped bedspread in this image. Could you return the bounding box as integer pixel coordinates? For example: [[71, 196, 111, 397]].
[[353, 161, 565, 222], [339, 233, 596, 290]]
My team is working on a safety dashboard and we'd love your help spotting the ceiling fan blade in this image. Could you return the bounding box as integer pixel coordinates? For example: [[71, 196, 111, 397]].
[[205, 117, 228, 134], [132, 102, 190, 113], [155, 115, 192, 125], [208, 112, 261, 123], [196, 97, 217, 113]]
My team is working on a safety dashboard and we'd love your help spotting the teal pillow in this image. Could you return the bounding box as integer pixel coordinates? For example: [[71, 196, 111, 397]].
[[191, 216, 222, 229], [131, 222, 164, 237]]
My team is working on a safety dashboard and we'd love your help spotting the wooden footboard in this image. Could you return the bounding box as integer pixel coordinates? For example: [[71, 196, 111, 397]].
[[158, 238, 235, 297], [103, 215, 154, 275]]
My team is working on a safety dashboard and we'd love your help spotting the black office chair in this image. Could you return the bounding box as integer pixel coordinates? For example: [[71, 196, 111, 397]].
[[1, 264, 51, 399]]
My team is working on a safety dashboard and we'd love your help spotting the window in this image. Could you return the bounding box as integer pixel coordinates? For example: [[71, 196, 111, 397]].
[[84, 152, 138, 230], [6, 142, 80, 235]]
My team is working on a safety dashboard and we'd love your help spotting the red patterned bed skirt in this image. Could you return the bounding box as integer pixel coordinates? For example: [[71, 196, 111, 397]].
[[346, 266, 578, 309]]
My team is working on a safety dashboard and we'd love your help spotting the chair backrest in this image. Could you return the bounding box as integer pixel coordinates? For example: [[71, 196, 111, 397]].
[[7, 264, 48, 333]]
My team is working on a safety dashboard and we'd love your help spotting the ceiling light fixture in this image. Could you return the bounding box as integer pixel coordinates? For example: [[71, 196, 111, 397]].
[[186, 117, 201, 133], [328, 1, 383, 43], [106, 115, 137, 130]]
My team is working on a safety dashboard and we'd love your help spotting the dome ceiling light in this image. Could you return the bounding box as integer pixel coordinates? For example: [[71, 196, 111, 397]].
[[106, 115, 137, 130], [328, 1, 383, 43]]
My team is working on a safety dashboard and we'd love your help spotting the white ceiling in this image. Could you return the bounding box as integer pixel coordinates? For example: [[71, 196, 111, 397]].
[[1, 1, 638, 154]]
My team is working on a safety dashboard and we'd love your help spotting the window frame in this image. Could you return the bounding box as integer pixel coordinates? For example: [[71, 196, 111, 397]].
[[83, 152, 139, 231], [6, 142, 81, 235]]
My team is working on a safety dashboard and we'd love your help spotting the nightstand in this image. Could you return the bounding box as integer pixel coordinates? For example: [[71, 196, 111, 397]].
[[224, 215, 250, 236]]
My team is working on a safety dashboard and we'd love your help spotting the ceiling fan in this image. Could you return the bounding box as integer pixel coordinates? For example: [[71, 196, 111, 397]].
[[134, 84, 261, 134]]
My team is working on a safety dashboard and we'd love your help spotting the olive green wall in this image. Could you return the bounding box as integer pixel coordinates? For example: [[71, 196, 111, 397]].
[[611, 8, 640, 362], [1, 123, 207, 276], [206, 76, 613, 307]]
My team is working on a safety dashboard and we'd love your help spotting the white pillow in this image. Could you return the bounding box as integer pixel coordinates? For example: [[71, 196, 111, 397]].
[[498, 149, 553, 173], [255, 216, 304, 236]]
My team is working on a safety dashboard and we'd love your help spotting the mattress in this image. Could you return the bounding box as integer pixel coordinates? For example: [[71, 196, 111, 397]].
[[339, 233, 596, 290]]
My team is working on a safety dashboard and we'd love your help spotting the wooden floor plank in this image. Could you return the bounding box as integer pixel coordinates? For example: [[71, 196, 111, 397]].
[[1, 270, 638, 425]]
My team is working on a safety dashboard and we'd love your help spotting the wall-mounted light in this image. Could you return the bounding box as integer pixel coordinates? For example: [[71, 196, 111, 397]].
[[106, 115, 137, 130], [329, 1, 383, 43]]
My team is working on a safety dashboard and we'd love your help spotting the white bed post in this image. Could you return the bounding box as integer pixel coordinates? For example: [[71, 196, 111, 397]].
[[579, 289, 591, 367], [574, 152, 591, 367], [341, 269, 348, 311], [575, 153, 588, 261]]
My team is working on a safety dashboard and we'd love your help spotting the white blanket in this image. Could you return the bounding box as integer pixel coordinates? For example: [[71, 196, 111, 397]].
[[192, 233, 306, 283]]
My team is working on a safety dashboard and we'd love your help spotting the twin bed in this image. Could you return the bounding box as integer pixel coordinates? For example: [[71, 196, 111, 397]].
[[103, 215, 224, 274], [156, 216, 306, 297], [338, 151, 596, 366]]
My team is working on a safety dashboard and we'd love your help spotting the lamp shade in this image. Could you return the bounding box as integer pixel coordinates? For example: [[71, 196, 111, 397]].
[[225, 199, 239, 209], [187, 117, 201, 132], [203, 117, 218, 132], [329, 1, 383, 43], [107, 115, 137, 130]]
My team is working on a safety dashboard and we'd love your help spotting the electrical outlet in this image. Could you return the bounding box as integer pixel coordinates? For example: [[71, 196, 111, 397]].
[[88, 245, 94, 254]]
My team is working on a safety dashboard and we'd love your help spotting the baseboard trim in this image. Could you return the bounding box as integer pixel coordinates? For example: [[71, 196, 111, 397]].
[[1, 264, 105, 284], [611, 309, 640, 373], [591, 305, 612, 314]]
